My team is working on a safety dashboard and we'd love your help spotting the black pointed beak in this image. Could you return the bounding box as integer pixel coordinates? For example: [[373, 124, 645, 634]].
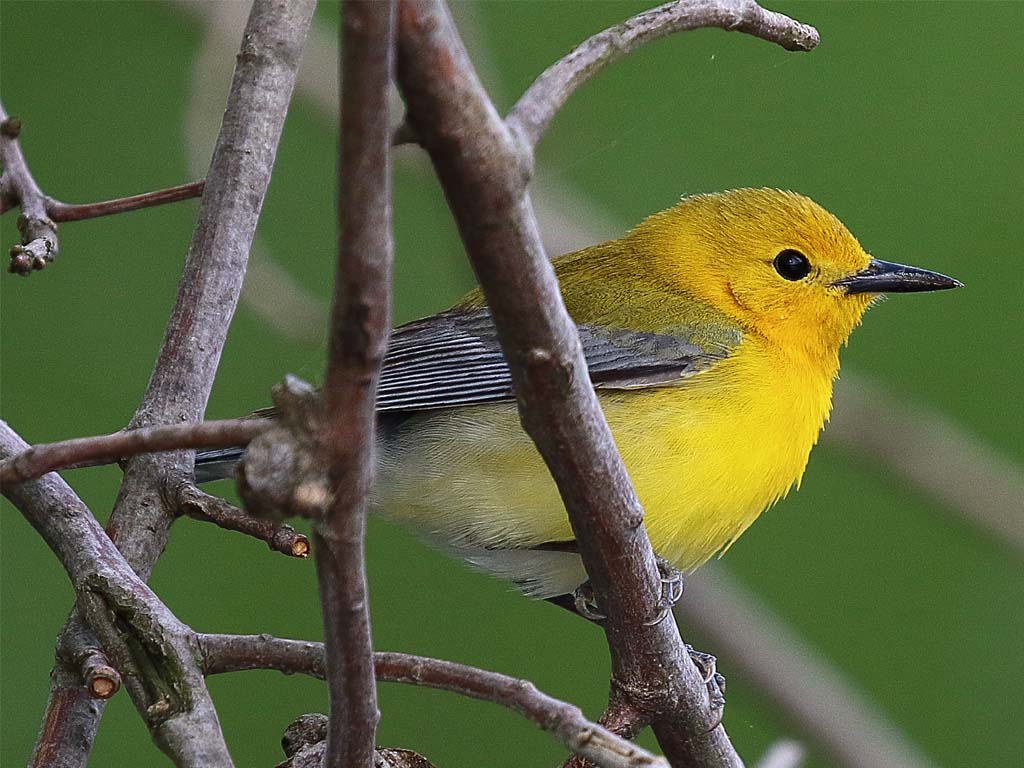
[[832, 259, 963, 295]]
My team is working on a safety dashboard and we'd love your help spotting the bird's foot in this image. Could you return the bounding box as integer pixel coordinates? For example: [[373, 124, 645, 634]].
[[643, 556, 685, 626], [573, 580, 606, 622], [687, 644, 727, 720], [573, 557, 685, 625]]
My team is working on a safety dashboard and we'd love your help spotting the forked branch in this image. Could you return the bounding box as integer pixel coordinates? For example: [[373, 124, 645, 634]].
[[507, 0, 819, 150], [198, 634, 668, 768], [0, 418, 268, 485], [0, 104, 56, 273], [27, 0, 318, 765], [0, 423, 234, 766], [0, 100, 205, 275]]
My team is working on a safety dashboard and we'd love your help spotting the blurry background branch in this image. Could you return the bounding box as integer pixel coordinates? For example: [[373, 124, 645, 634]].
[[827, 375, 1024, 557]]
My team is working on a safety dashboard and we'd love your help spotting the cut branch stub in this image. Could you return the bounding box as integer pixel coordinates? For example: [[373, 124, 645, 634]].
[[238, 375, 330, 520]]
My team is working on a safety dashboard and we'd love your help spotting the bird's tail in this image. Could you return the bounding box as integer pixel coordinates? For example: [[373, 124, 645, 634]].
[[194, 447, 245, 483]]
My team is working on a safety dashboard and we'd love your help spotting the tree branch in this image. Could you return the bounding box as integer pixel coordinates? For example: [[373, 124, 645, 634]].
[[0, 104, 57, 273], [29, 0, 318, 764], [47, 180, 205, 223], [1, 422, 234, 767], [307, 2, 396, 766], [0, 100, 205, 274], [507, 0, 819, 150], [27, 664, 104, 768], [174, 481, 310, 557], [197, 634, 668, 768], [199, 633, 325, 678], [0, 418, 267, 485], [562, 698, 649, 768], [754, 740, 806, 768], [57, 617, 122, 700], [396, 1, 749, 763]]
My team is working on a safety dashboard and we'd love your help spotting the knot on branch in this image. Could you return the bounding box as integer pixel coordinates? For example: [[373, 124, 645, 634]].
[[238, 375, 331, 520], [10, 211, 57, 274], [0, 116, 22, 138], [277, 713, 437, 768], [282, 713, 328, 758], [77, 573, 203, 727]]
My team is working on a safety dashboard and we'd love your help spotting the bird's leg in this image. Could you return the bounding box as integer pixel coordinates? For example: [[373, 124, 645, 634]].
[[645, 558, 727, 715], [561, 555, 726, 716], [643, 555, 685, 626], [572, 580, 607, 622], [569, 556, 685, 624], [687, 644, 727, 722]]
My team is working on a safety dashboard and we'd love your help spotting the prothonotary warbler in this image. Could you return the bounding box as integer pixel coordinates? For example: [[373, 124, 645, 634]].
[[198, 188, 961, 600]]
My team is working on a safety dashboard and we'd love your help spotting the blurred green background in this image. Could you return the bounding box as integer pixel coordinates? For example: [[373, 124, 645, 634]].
[[2, 2, 1022, 766]]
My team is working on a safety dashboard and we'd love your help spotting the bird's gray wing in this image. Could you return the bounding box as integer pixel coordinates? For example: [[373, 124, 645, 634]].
[[193, 307, 740, 481], [376, 307, 740, 413]]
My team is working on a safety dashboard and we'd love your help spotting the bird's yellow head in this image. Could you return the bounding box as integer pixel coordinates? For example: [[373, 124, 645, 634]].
[[629, 188, 960, 360]]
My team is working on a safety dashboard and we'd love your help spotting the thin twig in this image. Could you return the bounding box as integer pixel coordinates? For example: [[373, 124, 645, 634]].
[[47, 180, 205, 222], [562, 698, 649, 768], [376, 652, 666, 768], [197, 634, 668, 768], [30, 1, 318, 765], [310, 2, 395, 766], [396, 2, 741, 764], [200, 633, 325, 678], [0, 103, 204, 273], [507, 0, 819, 151], [0, 102, 57, 273], [1, 422, 235, 767], [174, 481, 309, 557], [0, 418, 268, 486]]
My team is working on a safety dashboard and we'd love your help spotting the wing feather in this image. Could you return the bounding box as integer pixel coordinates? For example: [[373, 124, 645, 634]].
[[376, 308, 739, 413]]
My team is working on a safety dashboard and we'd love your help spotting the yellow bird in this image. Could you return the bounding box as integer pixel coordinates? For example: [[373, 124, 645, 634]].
[[199, 188, 960, 600]]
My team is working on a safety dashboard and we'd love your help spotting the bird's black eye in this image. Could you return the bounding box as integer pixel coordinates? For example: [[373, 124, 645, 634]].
[[773, 249, 811, 281]]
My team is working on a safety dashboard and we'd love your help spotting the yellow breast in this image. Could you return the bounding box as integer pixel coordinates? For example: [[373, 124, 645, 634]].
[[606, 335, 836, 570], [375, 335, 837, 576]]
